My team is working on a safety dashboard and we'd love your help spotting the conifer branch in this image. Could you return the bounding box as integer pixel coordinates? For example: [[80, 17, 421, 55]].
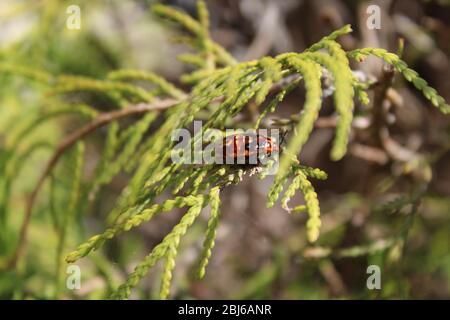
[[3, 0, 449, 299], [8, 99, 180, 269]]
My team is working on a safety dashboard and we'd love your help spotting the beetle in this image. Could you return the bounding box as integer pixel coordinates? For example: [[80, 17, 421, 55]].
[[222, 133, 280, 165]]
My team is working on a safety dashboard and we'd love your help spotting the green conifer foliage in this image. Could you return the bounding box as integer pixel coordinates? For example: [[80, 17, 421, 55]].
[[1, 0, 449, 299]]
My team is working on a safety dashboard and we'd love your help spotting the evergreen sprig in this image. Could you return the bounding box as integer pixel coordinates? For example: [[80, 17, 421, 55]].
[[66, 194, 207, 263], [197, 187, 221, 279], [111, 192, 207, 300], [348, 48, 450, 114]]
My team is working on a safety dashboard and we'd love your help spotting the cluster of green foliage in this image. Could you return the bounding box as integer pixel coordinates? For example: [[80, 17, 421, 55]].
[[1, 1, 449, 299]]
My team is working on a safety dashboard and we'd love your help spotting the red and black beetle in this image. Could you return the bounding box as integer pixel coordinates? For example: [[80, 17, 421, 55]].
[[222, 132, 280, 165]]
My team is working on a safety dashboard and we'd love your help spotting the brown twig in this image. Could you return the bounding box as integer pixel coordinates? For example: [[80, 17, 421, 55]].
[[7, 99, 180, 269], [349, 143, 389, 165], [371, 63, 395, 146]]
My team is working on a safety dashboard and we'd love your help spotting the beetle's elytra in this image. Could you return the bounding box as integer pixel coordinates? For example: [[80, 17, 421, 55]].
[[222, 133, 279, 165]]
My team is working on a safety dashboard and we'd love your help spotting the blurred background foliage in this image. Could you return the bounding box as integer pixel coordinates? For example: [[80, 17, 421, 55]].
[[0, 0, 449, 299]]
